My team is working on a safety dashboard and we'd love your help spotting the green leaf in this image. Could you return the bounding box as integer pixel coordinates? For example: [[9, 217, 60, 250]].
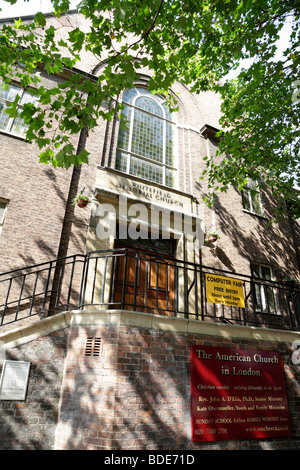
[[14, 18, 22, 28], [35, 12, 46, 27], [0, 0, 298, 220]]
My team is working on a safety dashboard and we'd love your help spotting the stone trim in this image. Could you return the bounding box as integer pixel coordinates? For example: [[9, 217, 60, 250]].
[[1, 309, 300, 350]]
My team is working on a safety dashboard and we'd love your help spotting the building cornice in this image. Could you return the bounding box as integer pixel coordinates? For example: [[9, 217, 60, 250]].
[[200, 123, 221, 141], [0, 9, 78, 23], [1, 309, 299, 350]]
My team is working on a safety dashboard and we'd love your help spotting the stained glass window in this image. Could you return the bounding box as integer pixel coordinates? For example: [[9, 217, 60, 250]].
[[115, 88, 177, 188]]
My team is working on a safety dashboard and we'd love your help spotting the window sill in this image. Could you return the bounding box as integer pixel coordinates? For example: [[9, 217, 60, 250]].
[[255, 310, 278, 315], [242, 209, 268, 220], [0, 130, 29, 142]]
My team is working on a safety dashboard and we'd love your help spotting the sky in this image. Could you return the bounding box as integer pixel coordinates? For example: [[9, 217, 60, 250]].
[[0, 0, 79, 18]]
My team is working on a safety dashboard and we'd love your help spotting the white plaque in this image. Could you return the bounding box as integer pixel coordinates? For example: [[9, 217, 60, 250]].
[[0, 360, 30, 400]]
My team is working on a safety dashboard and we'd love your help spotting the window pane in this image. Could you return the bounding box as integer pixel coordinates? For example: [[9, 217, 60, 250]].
[[131, 108, 164, 163], [242, 189, 251, 211], [122, 88, 138, 104], [19, 90, 37, 105], [0, 201, 6, 224], [252, 192, 262, 215], [254, 284, 263, 310], [252, 264, 276, 313], [10, 109, 27, 137], [242, 179, 262, 215], [117, 105, 131, 151], [166, 121, 175, 166], [115, 150, 128, 173], [166, 168, 175, 188], [0, 84, 20, 102], [0, 104, 10, 131], [0, 85, 34, 138], [261, 265, 272, 281], [264, 285, 276, 312], [130, 156, 163, 185], [252, 264, 260, 278], [247, 179, 257, 191], [135, 96, 163, 117]]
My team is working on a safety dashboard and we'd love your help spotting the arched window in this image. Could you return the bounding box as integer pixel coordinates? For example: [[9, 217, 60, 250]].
[[115, 88, 177, 188]]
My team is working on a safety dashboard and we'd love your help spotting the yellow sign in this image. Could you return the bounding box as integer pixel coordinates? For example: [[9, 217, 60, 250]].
[[205, 274, 245, 308]]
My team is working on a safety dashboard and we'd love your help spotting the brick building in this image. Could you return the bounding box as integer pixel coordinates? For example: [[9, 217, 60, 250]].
[[0, 11, 300, 451]]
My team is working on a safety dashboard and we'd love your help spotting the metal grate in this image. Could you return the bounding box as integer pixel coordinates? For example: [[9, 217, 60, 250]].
[[85, 337, 102, 357]]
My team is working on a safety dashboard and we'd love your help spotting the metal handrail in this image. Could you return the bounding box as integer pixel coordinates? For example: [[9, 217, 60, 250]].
[[0, 254, 86, 326], [0, 249, 299, 331]]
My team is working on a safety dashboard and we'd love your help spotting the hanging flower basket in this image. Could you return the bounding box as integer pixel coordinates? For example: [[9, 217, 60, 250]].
[[284, 280, 299, 290], [204, 230, 220, 244], [282, 275, 299, 289], [77, 198, 89, 208], [206, 234, 218, 243], [72, 194, 91, 208]]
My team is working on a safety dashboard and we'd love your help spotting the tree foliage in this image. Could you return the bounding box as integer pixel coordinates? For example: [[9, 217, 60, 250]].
[[0, 0, 299, 217]]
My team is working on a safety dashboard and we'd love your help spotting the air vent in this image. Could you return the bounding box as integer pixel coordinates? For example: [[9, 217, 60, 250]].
[[85, 337, 102, 357]]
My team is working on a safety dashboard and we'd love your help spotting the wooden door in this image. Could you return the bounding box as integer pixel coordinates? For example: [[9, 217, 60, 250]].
[[113, 244, 175, 315]]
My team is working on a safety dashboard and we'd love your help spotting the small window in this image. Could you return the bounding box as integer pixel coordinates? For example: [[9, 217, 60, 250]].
[[0, 83, 36, 138], [0, 199, 8, 235], [242, 179, 263, 216], [251, 263, 276, 313]]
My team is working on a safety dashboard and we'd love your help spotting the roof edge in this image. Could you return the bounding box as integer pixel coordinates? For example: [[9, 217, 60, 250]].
[[0, 8, 78, 23]]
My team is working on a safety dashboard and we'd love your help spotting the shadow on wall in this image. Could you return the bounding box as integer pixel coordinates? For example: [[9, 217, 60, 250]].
[[0, 325, 299, 450], [54, 327, 300, 451], [202, 186, 299, 278], [19, 165, 90, 269], [0, 163, 90, 276], [0, 330, 68, 450], [0, 165, 90, 330]]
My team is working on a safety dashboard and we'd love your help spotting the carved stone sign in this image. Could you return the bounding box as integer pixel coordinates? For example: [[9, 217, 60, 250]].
[[0, 360, 30, 401], [114, 181, 184, 207], [95, 167, 194, 211]]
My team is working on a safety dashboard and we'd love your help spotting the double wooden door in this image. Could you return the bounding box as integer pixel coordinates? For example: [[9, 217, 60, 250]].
[[113, 243, 175, 315]]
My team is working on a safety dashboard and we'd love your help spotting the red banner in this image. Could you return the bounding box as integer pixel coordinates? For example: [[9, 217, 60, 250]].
[[191, 345, 292, 442]]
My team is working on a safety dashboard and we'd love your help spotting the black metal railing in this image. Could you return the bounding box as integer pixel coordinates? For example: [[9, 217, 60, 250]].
[[0, 249, 299, 331], [0, 254, 86, 327]]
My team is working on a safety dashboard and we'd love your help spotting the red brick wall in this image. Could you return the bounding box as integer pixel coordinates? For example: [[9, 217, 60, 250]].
[[54, 324, 300, 450], [0, 129, 104, 274], [0, 329, 68, 450], [0, 320, 299, 450]]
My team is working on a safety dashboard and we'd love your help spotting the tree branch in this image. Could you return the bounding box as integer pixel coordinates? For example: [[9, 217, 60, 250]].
[[91, 0, 164, 74]]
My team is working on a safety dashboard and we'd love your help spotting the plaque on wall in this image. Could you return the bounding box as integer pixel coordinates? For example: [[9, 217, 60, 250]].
[[191, 345, 292, 442], [0, 360, 30, 400]]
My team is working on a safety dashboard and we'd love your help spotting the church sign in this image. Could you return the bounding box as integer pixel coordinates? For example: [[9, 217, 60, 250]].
[[191, 345, 292, 442]]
